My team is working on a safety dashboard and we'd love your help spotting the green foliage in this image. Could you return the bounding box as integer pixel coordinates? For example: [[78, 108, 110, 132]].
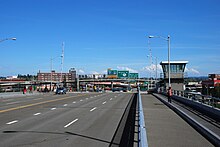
[[17, 74, 37, 81]]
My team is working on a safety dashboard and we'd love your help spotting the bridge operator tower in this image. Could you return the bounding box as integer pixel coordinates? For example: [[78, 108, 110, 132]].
[[160, 61, 188, 91]]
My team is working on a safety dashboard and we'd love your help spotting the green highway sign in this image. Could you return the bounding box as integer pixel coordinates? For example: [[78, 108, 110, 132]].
[[107, 69, 118, 78], [129, 73, 139, 79], [118, 70, 129, 79]]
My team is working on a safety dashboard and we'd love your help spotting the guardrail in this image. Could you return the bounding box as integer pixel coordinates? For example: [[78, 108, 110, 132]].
[[172, 90, 220, 109], [138, 92, 148, 147]]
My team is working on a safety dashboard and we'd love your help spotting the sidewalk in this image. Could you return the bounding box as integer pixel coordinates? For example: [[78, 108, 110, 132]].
[[0, 91, 42, 98], [141, 94, 213, 147]]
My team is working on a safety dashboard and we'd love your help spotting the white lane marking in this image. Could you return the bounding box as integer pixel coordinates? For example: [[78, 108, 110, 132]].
[[3, 99, 14, 102], [90, 107, 97, 112], [34, 98, 43, 101], [86, 98, 88, 100], [110, 98, 113, 100], [63, 104, 68, 106], [80, 99, 83, 102], [6, 120, 18, 125], [7, 101, 20, 105], [64, 119, 78, 128], [73, 101, 76, 103], [34, 113, 41, 116], [51, 108, 56, 110], [102, 101, 106, 105]]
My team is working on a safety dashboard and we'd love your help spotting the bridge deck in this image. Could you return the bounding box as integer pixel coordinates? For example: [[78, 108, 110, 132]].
[[142, 94, 214, 147]]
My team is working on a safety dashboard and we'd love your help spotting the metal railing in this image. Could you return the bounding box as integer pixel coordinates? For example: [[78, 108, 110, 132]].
[[138, 92, 148, 147], [172, 90, 220, 109]]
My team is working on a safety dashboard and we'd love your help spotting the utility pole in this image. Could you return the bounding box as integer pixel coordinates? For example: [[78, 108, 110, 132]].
[[60, 42, 64, 84]]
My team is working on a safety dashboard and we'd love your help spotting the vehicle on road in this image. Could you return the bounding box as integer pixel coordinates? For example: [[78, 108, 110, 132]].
[[55, 87, 67, 94]]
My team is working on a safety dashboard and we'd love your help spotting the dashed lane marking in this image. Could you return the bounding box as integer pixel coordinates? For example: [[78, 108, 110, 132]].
[[34, 113, 41, 116], [6, 120, 18, 125], [90, 107, 97, 112]]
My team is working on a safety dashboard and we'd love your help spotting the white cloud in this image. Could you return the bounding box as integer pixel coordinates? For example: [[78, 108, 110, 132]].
[[78, 69, 85, 74], [142, 64, 162, 72], [91, 71, 99, 74], [117, 66, 138, 73], [185, 67, 200, 75]]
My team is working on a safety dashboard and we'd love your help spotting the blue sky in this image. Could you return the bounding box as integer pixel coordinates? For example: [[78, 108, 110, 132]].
[[0, 0, 219, 77]]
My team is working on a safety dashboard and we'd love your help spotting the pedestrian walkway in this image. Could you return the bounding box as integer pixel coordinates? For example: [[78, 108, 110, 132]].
[[0, 91, 42, 98], [142, 94, 213, 147]]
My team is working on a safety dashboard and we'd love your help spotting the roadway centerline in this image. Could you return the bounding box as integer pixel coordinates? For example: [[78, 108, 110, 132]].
[[64, 118, 78, 128], [90, 107, 97, 112], [0, 94, 84, 113], [6, 120, 18, 125]]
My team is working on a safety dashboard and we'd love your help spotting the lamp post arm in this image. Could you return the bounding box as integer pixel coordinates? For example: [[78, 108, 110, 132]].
[[0, 38, 16, 43]]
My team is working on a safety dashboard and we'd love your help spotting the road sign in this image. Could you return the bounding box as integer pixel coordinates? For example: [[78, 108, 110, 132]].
[[107, 69, 118, 78], [129, 73, 139, 79], [118, 71, 129, 79]]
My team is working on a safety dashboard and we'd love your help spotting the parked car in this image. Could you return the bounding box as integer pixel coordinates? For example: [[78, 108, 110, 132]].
[[55, 87, 67, 94]]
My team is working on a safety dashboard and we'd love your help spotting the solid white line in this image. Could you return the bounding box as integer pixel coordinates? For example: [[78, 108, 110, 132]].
[[34, 98, 43, 101], [51, 108, 56, 110], [102, 101, 106, 104], [90, 107, 97, 112], [64, 119, 78, 128], [63, 104, 68, 106], [34, 113, 41, 116], [7, 101, 19, 105], [6, 120, 18, 125]]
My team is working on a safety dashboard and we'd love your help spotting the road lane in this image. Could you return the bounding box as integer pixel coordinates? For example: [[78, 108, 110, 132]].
[[0, 93, 133, 147]]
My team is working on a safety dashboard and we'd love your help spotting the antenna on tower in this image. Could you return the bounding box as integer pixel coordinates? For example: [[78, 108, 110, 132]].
[[60, 42, 65, 83]]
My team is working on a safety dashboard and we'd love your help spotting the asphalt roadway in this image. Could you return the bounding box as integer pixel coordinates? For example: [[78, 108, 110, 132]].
[[0, 92, 133, 147]]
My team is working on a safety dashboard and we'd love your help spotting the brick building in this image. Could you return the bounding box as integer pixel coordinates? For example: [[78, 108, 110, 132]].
[[37, 68, 76, 82]]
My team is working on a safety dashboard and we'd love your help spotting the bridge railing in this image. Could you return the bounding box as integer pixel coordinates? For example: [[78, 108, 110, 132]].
[[138, 91, 148, 147], [172, 90, 220, 109]]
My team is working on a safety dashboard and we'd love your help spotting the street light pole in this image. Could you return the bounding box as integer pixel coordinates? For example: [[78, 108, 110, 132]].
[[50, 55, 61, 91], [148, 35, 171, 88], [167, 35, 171, 88]]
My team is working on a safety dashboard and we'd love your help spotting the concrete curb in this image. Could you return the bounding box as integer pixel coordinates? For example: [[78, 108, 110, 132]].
[[153, 93, 220, 147]]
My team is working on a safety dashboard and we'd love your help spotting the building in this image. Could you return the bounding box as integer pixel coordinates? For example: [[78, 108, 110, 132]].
[[37, 68, 76, 82], [160, 61, 188, 91], [202, 74, 220, 96]]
